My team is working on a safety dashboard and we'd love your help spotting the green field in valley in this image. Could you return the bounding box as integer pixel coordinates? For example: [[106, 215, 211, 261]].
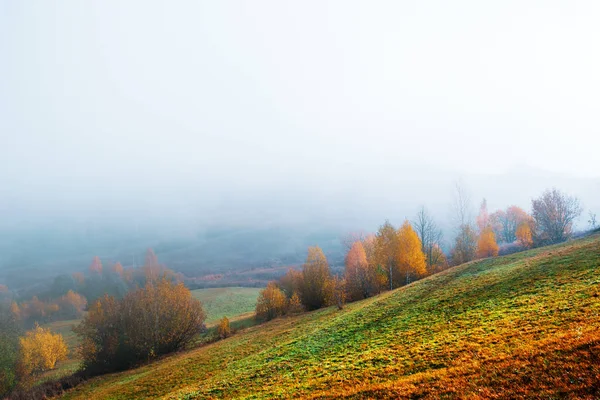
[[190, 287, 260, 324]]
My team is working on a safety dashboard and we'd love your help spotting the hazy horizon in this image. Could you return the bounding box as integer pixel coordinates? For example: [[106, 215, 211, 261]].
[[1, 1, 599, 283]]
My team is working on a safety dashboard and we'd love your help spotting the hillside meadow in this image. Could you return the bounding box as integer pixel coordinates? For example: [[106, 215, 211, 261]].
[[58, 234, 600, 399]]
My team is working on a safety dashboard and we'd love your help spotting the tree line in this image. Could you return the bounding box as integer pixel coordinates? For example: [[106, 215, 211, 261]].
[[254, 187, 585, 320]]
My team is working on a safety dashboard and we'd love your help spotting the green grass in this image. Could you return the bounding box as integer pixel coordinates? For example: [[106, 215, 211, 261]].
[[190, 287, 261, 324], [60, 235, 600, 399]]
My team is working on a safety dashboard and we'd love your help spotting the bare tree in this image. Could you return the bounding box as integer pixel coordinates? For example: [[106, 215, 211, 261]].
[[531, 188, 582, 244], [341, 230, 368, 252], [450, 180, 476, 264], [451, 180, 473, 229], [588, 211, 597, 231], [413, 206, 444, 270]]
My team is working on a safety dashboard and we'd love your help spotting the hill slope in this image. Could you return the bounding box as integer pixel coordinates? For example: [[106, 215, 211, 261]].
[[61, 235, 600, 399]]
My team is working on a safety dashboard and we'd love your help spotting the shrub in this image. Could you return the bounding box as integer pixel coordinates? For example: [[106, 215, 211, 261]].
[[18, 325, 68, 379], [75, 278, 206, 374], [255, 283, 288, 321], [287, 292, 304, 314], [217, 317, 231, 339]]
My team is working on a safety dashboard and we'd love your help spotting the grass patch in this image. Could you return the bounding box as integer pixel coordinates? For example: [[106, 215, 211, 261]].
[[191, 287, 260, 323]]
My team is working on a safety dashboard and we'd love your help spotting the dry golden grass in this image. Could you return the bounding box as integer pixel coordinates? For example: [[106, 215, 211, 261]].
[[60, 234, 600, 399]]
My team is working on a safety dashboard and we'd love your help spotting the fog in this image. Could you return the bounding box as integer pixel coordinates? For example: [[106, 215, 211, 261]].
[[1, 1, 599, 287]]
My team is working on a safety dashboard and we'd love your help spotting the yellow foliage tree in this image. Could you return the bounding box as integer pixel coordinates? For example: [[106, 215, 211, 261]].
[[287, 292, 304, 314], [300, 247, 331, 310], [218, 316, 231, 339], [477, 227, 499, 258], [516, 222, 533, 249], [396, 220, 427, 285], [19, 325, 68, 377], [373, 221, 399, 290], [10, 302, 20, 320], [255, 282, 288, 321]]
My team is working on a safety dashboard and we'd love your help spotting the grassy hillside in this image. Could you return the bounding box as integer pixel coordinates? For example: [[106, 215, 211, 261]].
[[190, 287, 260, 324], [60, 235, 600, 399]]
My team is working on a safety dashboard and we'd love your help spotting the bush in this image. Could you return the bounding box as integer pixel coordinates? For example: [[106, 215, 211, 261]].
[[75, 277, 206, 374], [217, 317, 231, 339], [18, 325, 68, 379], [255, 283, 288, 321]]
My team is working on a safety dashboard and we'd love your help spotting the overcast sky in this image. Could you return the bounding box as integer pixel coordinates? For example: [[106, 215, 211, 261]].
[[1, 1, 599, 227]]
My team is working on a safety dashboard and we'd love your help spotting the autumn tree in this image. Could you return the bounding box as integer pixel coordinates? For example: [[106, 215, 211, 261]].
[[111, 262, 124, 276], [428, 244, 448, 274], [516, 222, 533, 248], [89, 256, 103, 274], [287, 292, 304, 314], [18, 325, 68, 379], [489, 206, 531, 243], [373, 221, 399, 290], [278, 268, 303, 298], [477, 227, 499, 258], [413, 207, 444, 273], [476, 199, 490, 233], [396, 221, 427, 285], [326, 276, 346, 310], [142, 248, 161, 282], [75, 278, 206, 373], [72, 272, 85, 286], [451, 225, 477, 265], [531, 188, 582, 244], [218, 316, 231, 339], [344, 241, 379, 301], [300, 247, 332, 310], [57, 290, 87, 319], [255, 282, 288, 321]]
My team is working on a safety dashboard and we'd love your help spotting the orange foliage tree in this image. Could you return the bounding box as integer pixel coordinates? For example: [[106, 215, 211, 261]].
[[89, 256, 103, 274], [516, 222, 533, 248], [111, 262, 124, 276], [255, 282, 288, 321], [477, 227, 499, 258], [490, 206, 531, 243], [57, 290, 87, 319], [345, 241, 379, 301]]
